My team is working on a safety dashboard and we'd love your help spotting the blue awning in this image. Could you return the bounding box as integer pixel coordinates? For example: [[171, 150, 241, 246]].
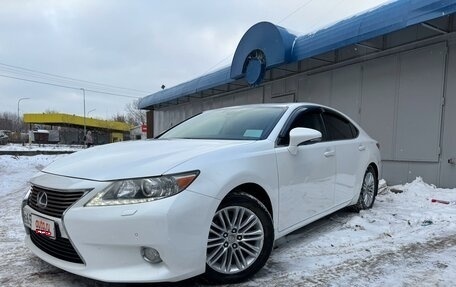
[[139, 0, 456, 109]]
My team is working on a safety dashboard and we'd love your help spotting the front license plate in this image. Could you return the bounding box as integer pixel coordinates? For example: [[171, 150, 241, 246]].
[[31, 214, 56, 239]]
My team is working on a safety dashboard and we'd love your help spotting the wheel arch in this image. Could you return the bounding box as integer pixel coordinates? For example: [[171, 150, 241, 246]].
[[223, 182, 273, 220], [368, 162, 378, 176], [368, 162, 379, 195]]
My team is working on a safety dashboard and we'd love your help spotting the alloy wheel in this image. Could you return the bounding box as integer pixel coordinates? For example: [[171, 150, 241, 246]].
[[362, 171, 375, 207], [206, 206, 264, 274]]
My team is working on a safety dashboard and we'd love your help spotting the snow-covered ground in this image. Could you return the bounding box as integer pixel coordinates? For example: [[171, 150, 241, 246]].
[[0, 154, 455, 286], [0, 143, 83, 152]]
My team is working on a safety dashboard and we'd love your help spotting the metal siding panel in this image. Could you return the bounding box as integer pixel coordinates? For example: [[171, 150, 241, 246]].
[[263, 84, 274, 103], [169, 108, 179, 128], [270, 93, 295, 103], [272, 68, 291, 80], [178, 103, 191, 123], [221, 95, 235, 108], [154, 109, 167, 136], [395, 43, 446, 162], [285, 76, 297, 93], [386, 26, 420, 48], [233, 91, 249, 105], [207, 95, 234, 110], [382, 161, 439, 185], [382, 161, 409, 185], [202, 99, 214, 111], [271, 80, 285, 96], [297, 75, 310, 102], [440, 41, 456, 187], [152, 110, 159, 137], [302, 72, 331, 105], [386, 25, 440, 49], [191, 100, 203, 115], [406, 162, 440, 185], [361, 55, 398, 160], [331, 65, 361, 122], [233, 88, 263, 105]]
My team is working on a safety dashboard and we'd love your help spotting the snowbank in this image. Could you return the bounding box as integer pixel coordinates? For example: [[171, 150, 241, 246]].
[[0, 143, 83, 152]]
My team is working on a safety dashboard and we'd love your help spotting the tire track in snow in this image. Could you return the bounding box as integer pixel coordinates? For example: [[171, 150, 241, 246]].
[[253, 234, 456, 286]]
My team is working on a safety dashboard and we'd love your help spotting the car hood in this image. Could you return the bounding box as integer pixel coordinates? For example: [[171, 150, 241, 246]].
[[42, 139, 253, 181]]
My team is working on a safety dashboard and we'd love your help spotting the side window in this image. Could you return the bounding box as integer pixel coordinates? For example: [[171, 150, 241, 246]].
[[323, 112, 357, 141], [278, 110, 325, 146]]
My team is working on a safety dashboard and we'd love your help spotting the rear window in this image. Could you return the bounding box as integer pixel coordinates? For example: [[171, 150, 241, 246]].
[[323, 112, 358, 141]]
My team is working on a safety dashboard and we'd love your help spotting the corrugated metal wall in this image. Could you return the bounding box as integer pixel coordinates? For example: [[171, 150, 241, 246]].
[[439, 37, 456, 187], [153, 39, 456, 187], [294, 42, 447, 185]]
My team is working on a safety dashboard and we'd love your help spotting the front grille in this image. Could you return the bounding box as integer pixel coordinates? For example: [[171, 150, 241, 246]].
[[28, 186, 85, 218], [30, 229, 84, 264]]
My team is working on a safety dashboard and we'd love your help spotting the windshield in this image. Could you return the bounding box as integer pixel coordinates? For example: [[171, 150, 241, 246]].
[[159, 106, 287, 140]]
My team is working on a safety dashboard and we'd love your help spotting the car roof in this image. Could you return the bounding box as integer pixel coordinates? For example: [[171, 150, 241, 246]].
[[210, 103, 321, 111]]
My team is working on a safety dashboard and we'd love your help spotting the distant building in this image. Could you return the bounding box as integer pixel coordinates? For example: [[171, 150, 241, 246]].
[[23, 113, 131, 145], [130, 124, 147, 140]]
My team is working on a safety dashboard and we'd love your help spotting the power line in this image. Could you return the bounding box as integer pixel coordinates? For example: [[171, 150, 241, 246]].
[[199, 0, 316, 75], [278, 0, 315, 24], [306, 0, 344, 32], [0, 65, 140, 97], [202, 55, 232, 75], [0, 74, 142, 99], [0, 61, 149, 94]]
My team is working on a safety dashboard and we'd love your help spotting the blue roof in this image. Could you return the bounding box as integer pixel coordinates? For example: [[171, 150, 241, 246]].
[[139, 0, 456, 109]]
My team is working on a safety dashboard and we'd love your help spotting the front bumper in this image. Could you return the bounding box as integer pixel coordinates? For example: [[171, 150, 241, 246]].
[[22, 173, 219, 283]]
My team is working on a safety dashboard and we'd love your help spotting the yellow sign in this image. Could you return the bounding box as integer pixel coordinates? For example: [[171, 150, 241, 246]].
[[23, 113, 131, 132]]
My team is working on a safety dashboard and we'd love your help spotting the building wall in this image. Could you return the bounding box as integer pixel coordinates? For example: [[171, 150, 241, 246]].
[[439, 37, 456, 187], [153, 38, 456, 187], [292, 42, 447, 186]]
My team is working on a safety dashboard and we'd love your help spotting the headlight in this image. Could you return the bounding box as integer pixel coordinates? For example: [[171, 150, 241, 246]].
[[23, 187, 31, 201], [86, 171, 199, 206]]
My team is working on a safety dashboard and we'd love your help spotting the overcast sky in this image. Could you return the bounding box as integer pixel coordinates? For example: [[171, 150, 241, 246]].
[[0, 0, 391, 120]]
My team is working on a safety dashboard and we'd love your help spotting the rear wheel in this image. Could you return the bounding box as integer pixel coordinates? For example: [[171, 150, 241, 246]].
[[353, 166, 378, 211], [204, 192, 273, 284]]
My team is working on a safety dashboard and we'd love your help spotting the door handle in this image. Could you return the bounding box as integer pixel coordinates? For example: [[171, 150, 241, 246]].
[[358, 145, 366, 151], [324, 150, 335, 157]]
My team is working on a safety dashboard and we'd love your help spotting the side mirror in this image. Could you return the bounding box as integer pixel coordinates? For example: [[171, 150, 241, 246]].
[[288, 128, 322, 155]]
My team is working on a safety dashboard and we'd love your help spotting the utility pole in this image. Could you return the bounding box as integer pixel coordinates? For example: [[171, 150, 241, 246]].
[[81, 88, 86, 140], [17, 97, 30, 131]]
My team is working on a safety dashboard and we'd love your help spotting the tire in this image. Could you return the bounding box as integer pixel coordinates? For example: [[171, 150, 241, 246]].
[[203, 192, 274, 284], [352, 165, 378, 212]]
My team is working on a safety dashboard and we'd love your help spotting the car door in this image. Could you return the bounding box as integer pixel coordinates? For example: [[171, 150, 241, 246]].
[[275, 108, 336, 232], [322, 111, 368, 205]]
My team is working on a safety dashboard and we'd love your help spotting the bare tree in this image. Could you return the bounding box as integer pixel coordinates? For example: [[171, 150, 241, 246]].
[[0, 111, 23, 131], [111, 112, 127, 123], [44, 109, 60, 114], [125, 99, 146, 126]]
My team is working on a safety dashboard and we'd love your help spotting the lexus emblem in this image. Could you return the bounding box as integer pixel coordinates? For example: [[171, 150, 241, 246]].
[[37, 191, 48, 209]]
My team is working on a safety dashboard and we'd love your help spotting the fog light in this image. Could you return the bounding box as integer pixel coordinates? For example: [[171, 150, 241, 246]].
[[141, 247, 162, 264]]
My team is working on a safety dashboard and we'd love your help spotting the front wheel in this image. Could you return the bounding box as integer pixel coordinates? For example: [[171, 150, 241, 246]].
[[204, 192, 274, 284], [353, 166, 378, 212]]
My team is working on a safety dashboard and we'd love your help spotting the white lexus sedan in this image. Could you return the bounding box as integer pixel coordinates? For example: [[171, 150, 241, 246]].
[[22, 103, 380, 284]]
